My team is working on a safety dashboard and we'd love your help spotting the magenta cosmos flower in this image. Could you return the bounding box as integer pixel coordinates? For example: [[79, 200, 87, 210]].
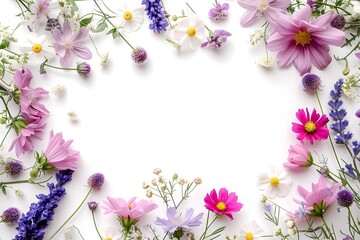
[[267, 5, 345, 75], [52, 21, 92, 67], [292, 108, 329, 144], [237, 0, 290, 27], [293, 176, 340, 217], [284, 142, 313, 170], [204, 188, 243, 220], [42, 131, 80, 170]]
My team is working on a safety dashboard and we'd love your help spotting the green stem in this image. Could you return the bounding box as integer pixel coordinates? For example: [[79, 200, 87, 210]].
[[0, 127, 12, 148], [92, 211, 103, 240], [48, 188, 93, 240], [73, 225, 85, 240], [123, 229, 129, 240], [3, 48, 21, 57], [199, 211, 218, 240], [1, 176, 52, 186], [0, 96, 14, 120], [44, 63, 77, 71], [320, 215, 335, 240]]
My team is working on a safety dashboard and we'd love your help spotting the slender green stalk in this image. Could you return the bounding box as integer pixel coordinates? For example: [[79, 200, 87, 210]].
[[91, 211, 103, 240], [0, 127, 12, 148], [199, 211, 218, 240]]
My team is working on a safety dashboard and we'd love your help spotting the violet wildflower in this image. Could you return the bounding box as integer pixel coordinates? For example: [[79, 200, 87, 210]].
[[355, 109, 360, 118], [88, 201, 99, 212], [208, 3, 229, 22], [88, 173, 105, 191], [328, 79, 353, 144], [331, 15, 346, 29], [1, 207, 20, 224], [337, 189, 354, 207], [4, 159, 23, 177], [344, 164, 356, 178], [302, 73, 321, 93], [201, 30, 231, 49], [131, 47, 147, 64], [76, 62, 91, 78], [142, 0, 169, 32], [14, 170, 73, 239]]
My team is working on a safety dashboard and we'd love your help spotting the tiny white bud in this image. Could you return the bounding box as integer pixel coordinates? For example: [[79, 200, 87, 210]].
[[51, 84, 65, 96], [67, 112, 79, 122]]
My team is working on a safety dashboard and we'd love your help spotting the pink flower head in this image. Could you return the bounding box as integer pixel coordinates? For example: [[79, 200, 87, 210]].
[[267, 6, 346, 75], [43, 131, 80, 170], [208, 3, 230, 22], [292, 108, 329, 144], [52, 21, 92, 67], [237, 0, 290, 27], [204, 188, 243, 220], [284, 143, 313, 170], [293, 176, 340, 217], [9, 119, 46, 157], [13, 69, 33, 89], [20, 87, 49, 122]]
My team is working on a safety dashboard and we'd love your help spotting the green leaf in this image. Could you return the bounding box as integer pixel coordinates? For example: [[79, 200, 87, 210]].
[[93, 19, 107, 33], [0, 39, 10, 49], [1, 185, 6, 195], [106, 28, 119, 39], [80, 16, 93, 27]]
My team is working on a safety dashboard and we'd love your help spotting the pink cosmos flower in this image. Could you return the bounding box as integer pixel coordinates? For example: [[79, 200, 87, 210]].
[[284, 142, 313, 170], [13, 69, 32, 89], [267, 5, 345, 75], [204, 188, 243, 220], [43, 131, 80, 170], [52, 21, 92, 67], [20, 87, 49, 122], [292, 108, 329, 144], [293, 176, 340, 217], [9, 119, 46, 157], [237, 0, 290, 27]]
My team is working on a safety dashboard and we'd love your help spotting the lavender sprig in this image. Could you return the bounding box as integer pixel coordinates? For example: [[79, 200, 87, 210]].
[[14, 170, 74, 240], [142, 0, 169, 33]]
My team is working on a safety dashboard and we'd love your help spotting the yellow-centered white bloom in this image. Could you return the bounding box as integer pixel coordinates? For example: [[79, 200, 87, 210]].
[[19, 32, 55, 63], [240, 221, 264, 240], [100, 226, 122, 240], [117, 4, 144, 33], [172, 15, 206, 51], [257, 166, 292, 198]]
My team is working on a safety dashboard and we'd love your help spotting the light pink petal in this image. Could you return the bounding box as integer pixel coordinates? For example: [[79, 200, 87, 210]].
[[73, 45, 92, 60], [237, 0, 256, 9], [269, 0, 291, 9], [312, 10, 335, 26], [60, 50, 72, 67], [73, 28, 89, 42], [240, 9, 259, 27], [293, 5, 312, 21], [293, 48, 312, 75], [276, 44, 299, 67], [312, 28, 345, 46]]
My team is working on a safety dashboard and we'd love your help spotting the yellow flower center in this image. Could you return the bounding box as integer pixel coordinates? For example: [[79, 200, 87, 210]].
[[294, 30, 311, 46], [269, 177, 280, 186], [304, 121, 316, 133], [258, 1, 268, 12], [128, 204, 133, 210], [104, 238, 112, 240], [216, 201, 226, 211], [32, 43, 42, 53], [123, 11, 132, 20], [187, 27, 197, 37], [245, 232, 254, 240]]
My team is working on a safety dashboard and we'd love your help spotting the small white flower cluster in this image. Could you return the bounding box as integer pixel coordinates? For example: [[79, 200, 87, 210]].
[[51, 84, 66, 96], [285, 217, 297, 236], [342, 73, 360, 99], [249, 28, 264, 46]]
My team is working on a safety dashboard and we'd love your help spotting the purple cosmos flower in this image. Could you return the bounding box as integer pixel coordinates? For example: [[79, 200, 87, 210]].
[[52, 20, 92, 67], [155, 207, 203, 234], [142, 0, 169, 32], [201, 29, 231, 48], [19, 87, 49, 122], [209, 3, 230, 22], [237, 0, 290, 27], [267, 6, 346, 75]]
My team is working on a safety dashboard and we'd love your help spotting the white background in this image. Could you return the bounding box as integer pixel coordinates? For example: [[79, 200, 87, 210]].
[[1, 0, 359, 239]]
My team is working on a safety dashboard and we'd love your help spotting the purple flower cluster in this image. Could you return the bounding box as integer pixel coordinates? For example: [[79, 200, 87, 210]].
[[201, 30, 231, 49], [14, 170, 73, 240], [142, 0, 169, 33], [208, 3, 229, 21]]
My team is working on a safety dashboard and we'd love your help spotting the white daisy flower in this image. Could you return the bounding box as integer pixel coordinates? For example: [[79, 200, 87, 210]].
[[239, 221, 263, 240], [19, 32, 55, 63], [257, 166, 292, 198], [100, 226, 122, 240], [117, 4, 144, 33], [172, 15, 206, 51]]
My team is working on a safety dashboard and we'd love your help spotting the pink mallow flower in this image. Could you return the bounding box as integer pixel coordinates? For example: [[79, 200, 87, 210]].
[[292, 108, 329, 144], [9, 119, 46, 157], [237, 0, 290, 27], [204, 188, 243, 220], [293, 176, 340, 217], [52, 21, 92, 67], [12, 69, 32, 89], [267, 5, 345, 75], [284, 143, 313, 170], [102, 196, 158, 230], [42, 131, 80, 170], [19, 87, 49, 122]]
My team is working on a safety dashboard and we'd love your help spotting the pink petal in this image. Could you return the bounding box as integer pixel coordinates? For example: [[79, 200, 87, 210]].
[[293, 5, 312, 21], [60, 50, 72, 67], [73, 45, 92, 60], [240, 9, 259, 27]]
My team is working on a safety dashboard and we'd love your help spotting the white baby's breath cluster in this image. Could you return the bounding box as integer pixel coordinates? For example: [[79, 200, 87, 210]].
[[342, 73, 360, 99], [249, 28, 264, 46]]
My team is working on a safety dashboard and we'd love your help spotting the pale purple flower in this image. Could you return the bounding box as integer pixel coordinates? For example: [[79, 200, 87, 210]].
[[30, 0, 56, 20], [13, 69, 33, 89], [355, 52, 360, 59], [155, 207, 203, 233], [9, 119, 46, 157], [201, 30, 232, 48], [267, 6, 346, 75], [52, 21, 92, 67], [19, 87, 49, 122], [209, 3, 230, 22], [237, 0, 290, 27], [43, 131, 80, 170]]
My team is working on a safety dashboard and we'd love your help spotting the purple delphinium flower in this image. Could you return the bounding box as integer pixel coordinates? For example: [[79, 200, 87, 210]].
[[1, 208, 21, 224], [88, 201, 99, 211], [14, 170, 73, 239], [201, 30, 231, 48], [337, 189, 354, 207], [88, 173, 105, 191], [209, 3, 229, 22], [142, 0, 169, 33], [345, 164, 356, 178], [52, 20, 92, 67], [155, 207, 203, 236]]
